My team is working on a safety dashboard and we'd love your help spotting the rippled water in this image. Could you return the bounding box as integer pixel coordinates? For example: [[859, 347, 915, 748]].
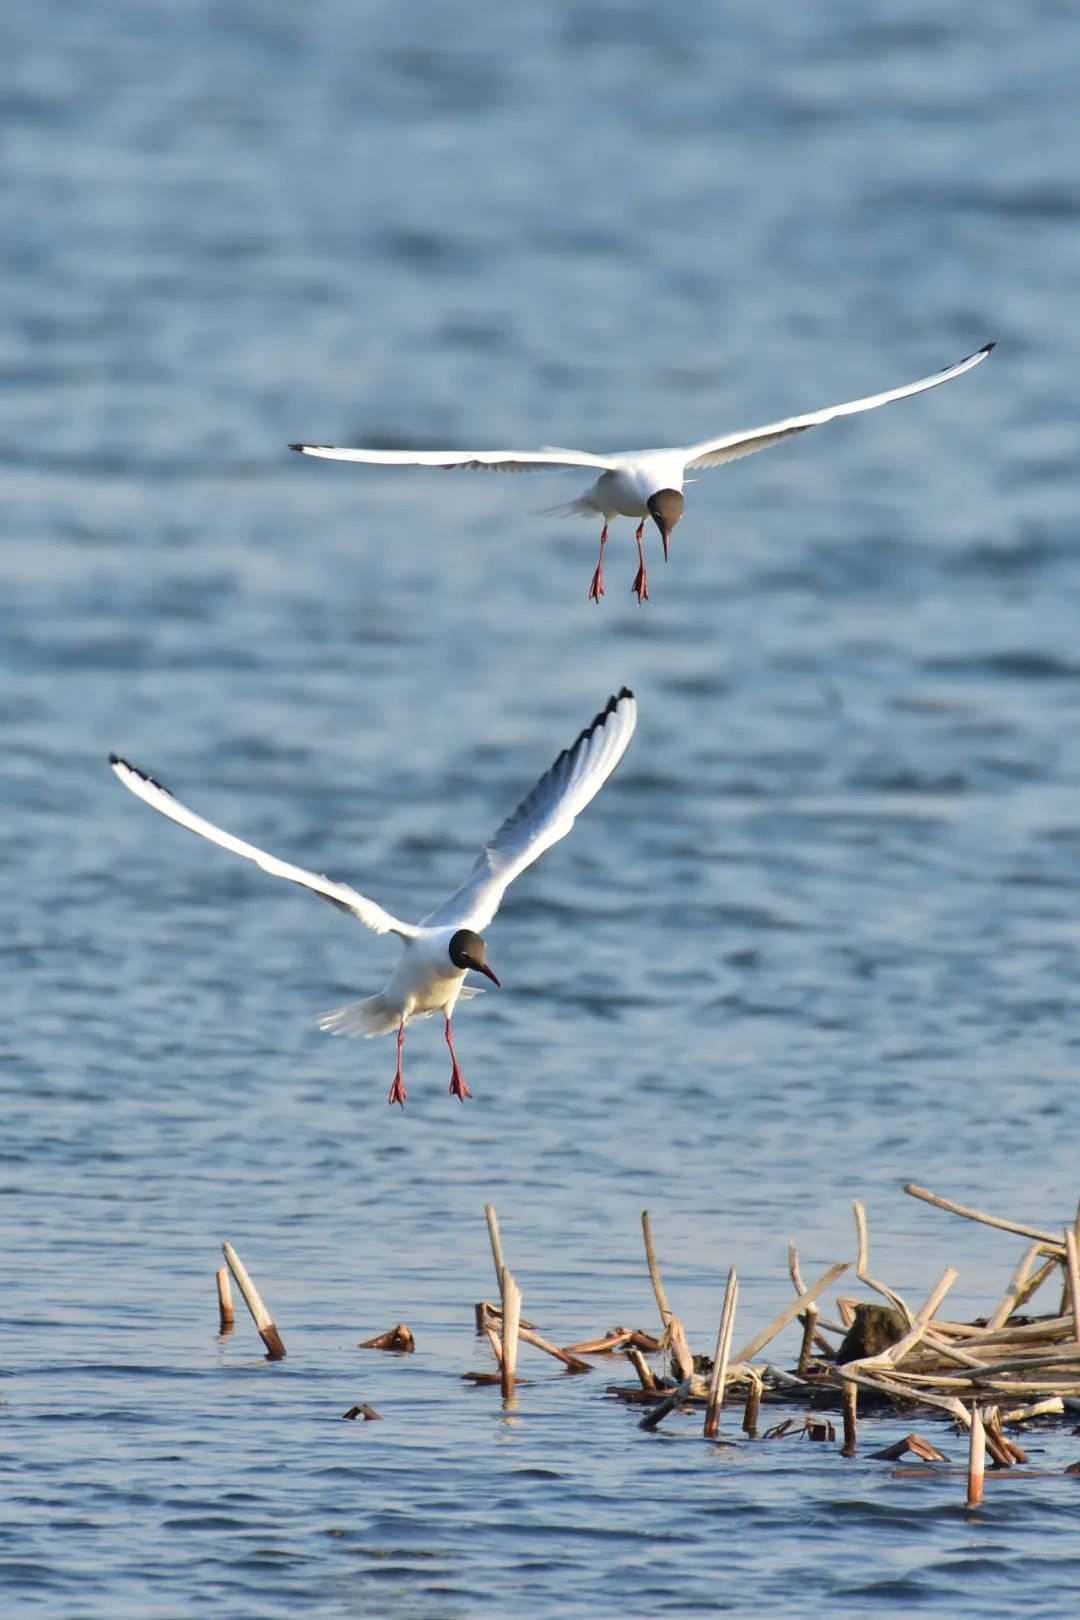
[[4, 1, 1080, 1613]]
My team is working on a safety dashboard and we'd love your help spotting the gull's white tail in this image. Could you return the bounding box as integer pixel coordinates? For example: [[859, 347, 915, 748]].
[[316, 986, 484, 1038], [540, 494, 598, 519], [317, 995, 400, 1039]]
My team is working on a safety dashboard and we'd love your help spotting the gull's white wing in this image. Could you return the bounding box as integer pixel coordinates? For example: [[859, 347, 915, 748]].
[[422, 689, 637, 933], [683, 343, 994, 471], [289, 442, 614, 474], [109, 754, 417, 939]]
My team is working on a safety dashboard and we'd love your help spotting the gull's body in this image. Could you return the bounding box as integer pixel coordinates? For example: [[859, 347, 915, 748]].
[[291, 343, 994, 602], [109, 689, 636, 1107]]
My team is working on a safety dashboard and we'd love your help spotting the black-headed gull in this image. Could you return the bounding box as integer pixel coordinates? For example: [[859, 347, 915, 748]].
[[291, 343, 993, 603], [109, 690, 636, 1108]]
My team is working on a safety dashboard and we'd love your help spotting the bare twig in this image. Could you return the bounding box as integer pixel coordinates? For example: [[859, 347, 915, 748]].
[[485, 1204, 506, 1282]]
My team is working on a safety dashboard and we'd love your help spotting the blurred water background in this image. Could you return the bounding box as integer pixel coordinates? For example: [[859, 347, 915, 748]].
[[3, 1, 1080, 1614]]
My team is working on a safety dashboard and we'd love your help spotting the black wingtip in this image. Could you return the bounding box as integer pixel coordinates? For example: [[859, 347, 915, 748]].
[[288, 443, 305, 452], [108, 751, 123, 766], [980, 341, 996, 355]]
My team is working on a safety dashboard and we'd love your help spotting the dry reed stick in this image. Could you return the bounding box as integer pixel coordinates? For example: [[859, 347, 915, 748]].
[[216, 1266, 234, 1333], [641, 1210, 674, 1333], [904, 1184, 1065, 1250], [883, 1268, 958, 1366], [500, 1265, 521, 1400], [1064, 1227, 1080, 1345], [703, 1269, 738, 1440], [853, 1202, 914, 1325], [967, 1407, 985, 1507], [221, 1242, 285, 1360], [733, 1260, 849, 1364], [476, 1304, 592, 1373], [986, 1243, 1040, 1331], [667, 1316, 695, 1382], [485, 1204, 506, 1281], [639, 1375, 693, 1432]]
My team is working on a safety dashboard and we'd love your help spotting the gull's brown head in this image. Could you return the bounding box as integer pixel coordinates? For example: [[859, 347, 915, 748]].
[[647, 489, 684, 560], [449, 928, 500, 986]]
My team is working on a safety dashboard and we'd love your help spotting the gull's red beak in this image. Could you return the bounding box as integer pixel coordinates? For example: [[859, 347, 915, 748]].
[[476, 961, 500, 987]]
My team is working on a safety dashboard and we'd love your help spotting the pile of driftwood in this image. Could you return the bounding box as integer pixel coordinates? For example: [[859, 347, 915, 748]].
[[216, 1183, 1080, 1504]]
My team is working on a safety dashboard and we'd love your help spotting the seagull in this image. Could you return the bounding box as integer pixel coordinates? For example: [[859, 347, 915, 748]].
[[108, 690, 636, 1108], [291, 343, 994, 604]]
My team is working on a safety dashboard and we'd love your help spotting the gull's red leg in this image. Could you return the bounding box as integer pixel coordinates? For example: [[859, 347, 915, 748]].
[[588, 522, 609, 603], [387, 1020, 407, 1108], [445, 1017, 473, 1102], [631, 523, 649, 603]]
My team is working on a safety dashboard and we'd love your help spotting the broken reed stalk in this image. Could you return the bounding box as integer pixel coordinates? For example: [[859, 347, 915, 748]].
[[641, 1210, 674, 1333], [986, 1243, 1041, 1331], [854, 1202, 914, 1325], [883, 1268, 958, 1367], [485, 1204, 506, 1283], [742, 1371, 762, 1436], [477, 1303, 591, 1373], [841, 1379, 857, 1456], [667, 1316, 695, 1382], [904, 1183, 1065, 1251], [626, 1345, 658, 1391], [967, 1407, 986, 1506], [216, 1266, 234, 1334], [797, 1304, 819, 1376], [703, 1268, 738, 1440], [1064, 1227, 1080, 1345], [499, 1265, 521, 1400], [221, 1241, 285, 1360], [639, 1375, 693, 1432], [733, 1260, 849, 1364]]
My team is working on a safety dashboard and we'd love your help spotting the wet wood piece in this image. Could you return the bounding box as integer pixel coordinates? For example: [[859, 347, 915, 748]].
[[742, 1372, 762, 1437], [841, 1379, 858, 1456], [342, 1404, 381, 1420], [216, 1266, 234, 1334], [870, 1432, 948, 1462], [638, 1375, 694, 1432], [904, 1183, 1065, 1251], [358, 1324, 415, 1353], [221, 1241, 286, 1360], [703, 1268, 738, 1440]]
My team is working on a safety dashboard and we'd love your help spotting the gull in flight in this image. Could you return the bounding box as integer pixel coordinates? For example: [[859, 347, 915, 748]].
[[109, 690, 636, 1108], [291, 343, 993, 604]]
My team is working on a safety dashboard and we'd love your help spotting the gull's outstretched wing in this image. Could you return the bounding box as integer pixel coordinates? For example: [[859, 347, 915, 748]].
[[421, 689, 637, 933], [109, 754, 417, 939], [683, 343, 994, 471], [289, 442, 614, 474]]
